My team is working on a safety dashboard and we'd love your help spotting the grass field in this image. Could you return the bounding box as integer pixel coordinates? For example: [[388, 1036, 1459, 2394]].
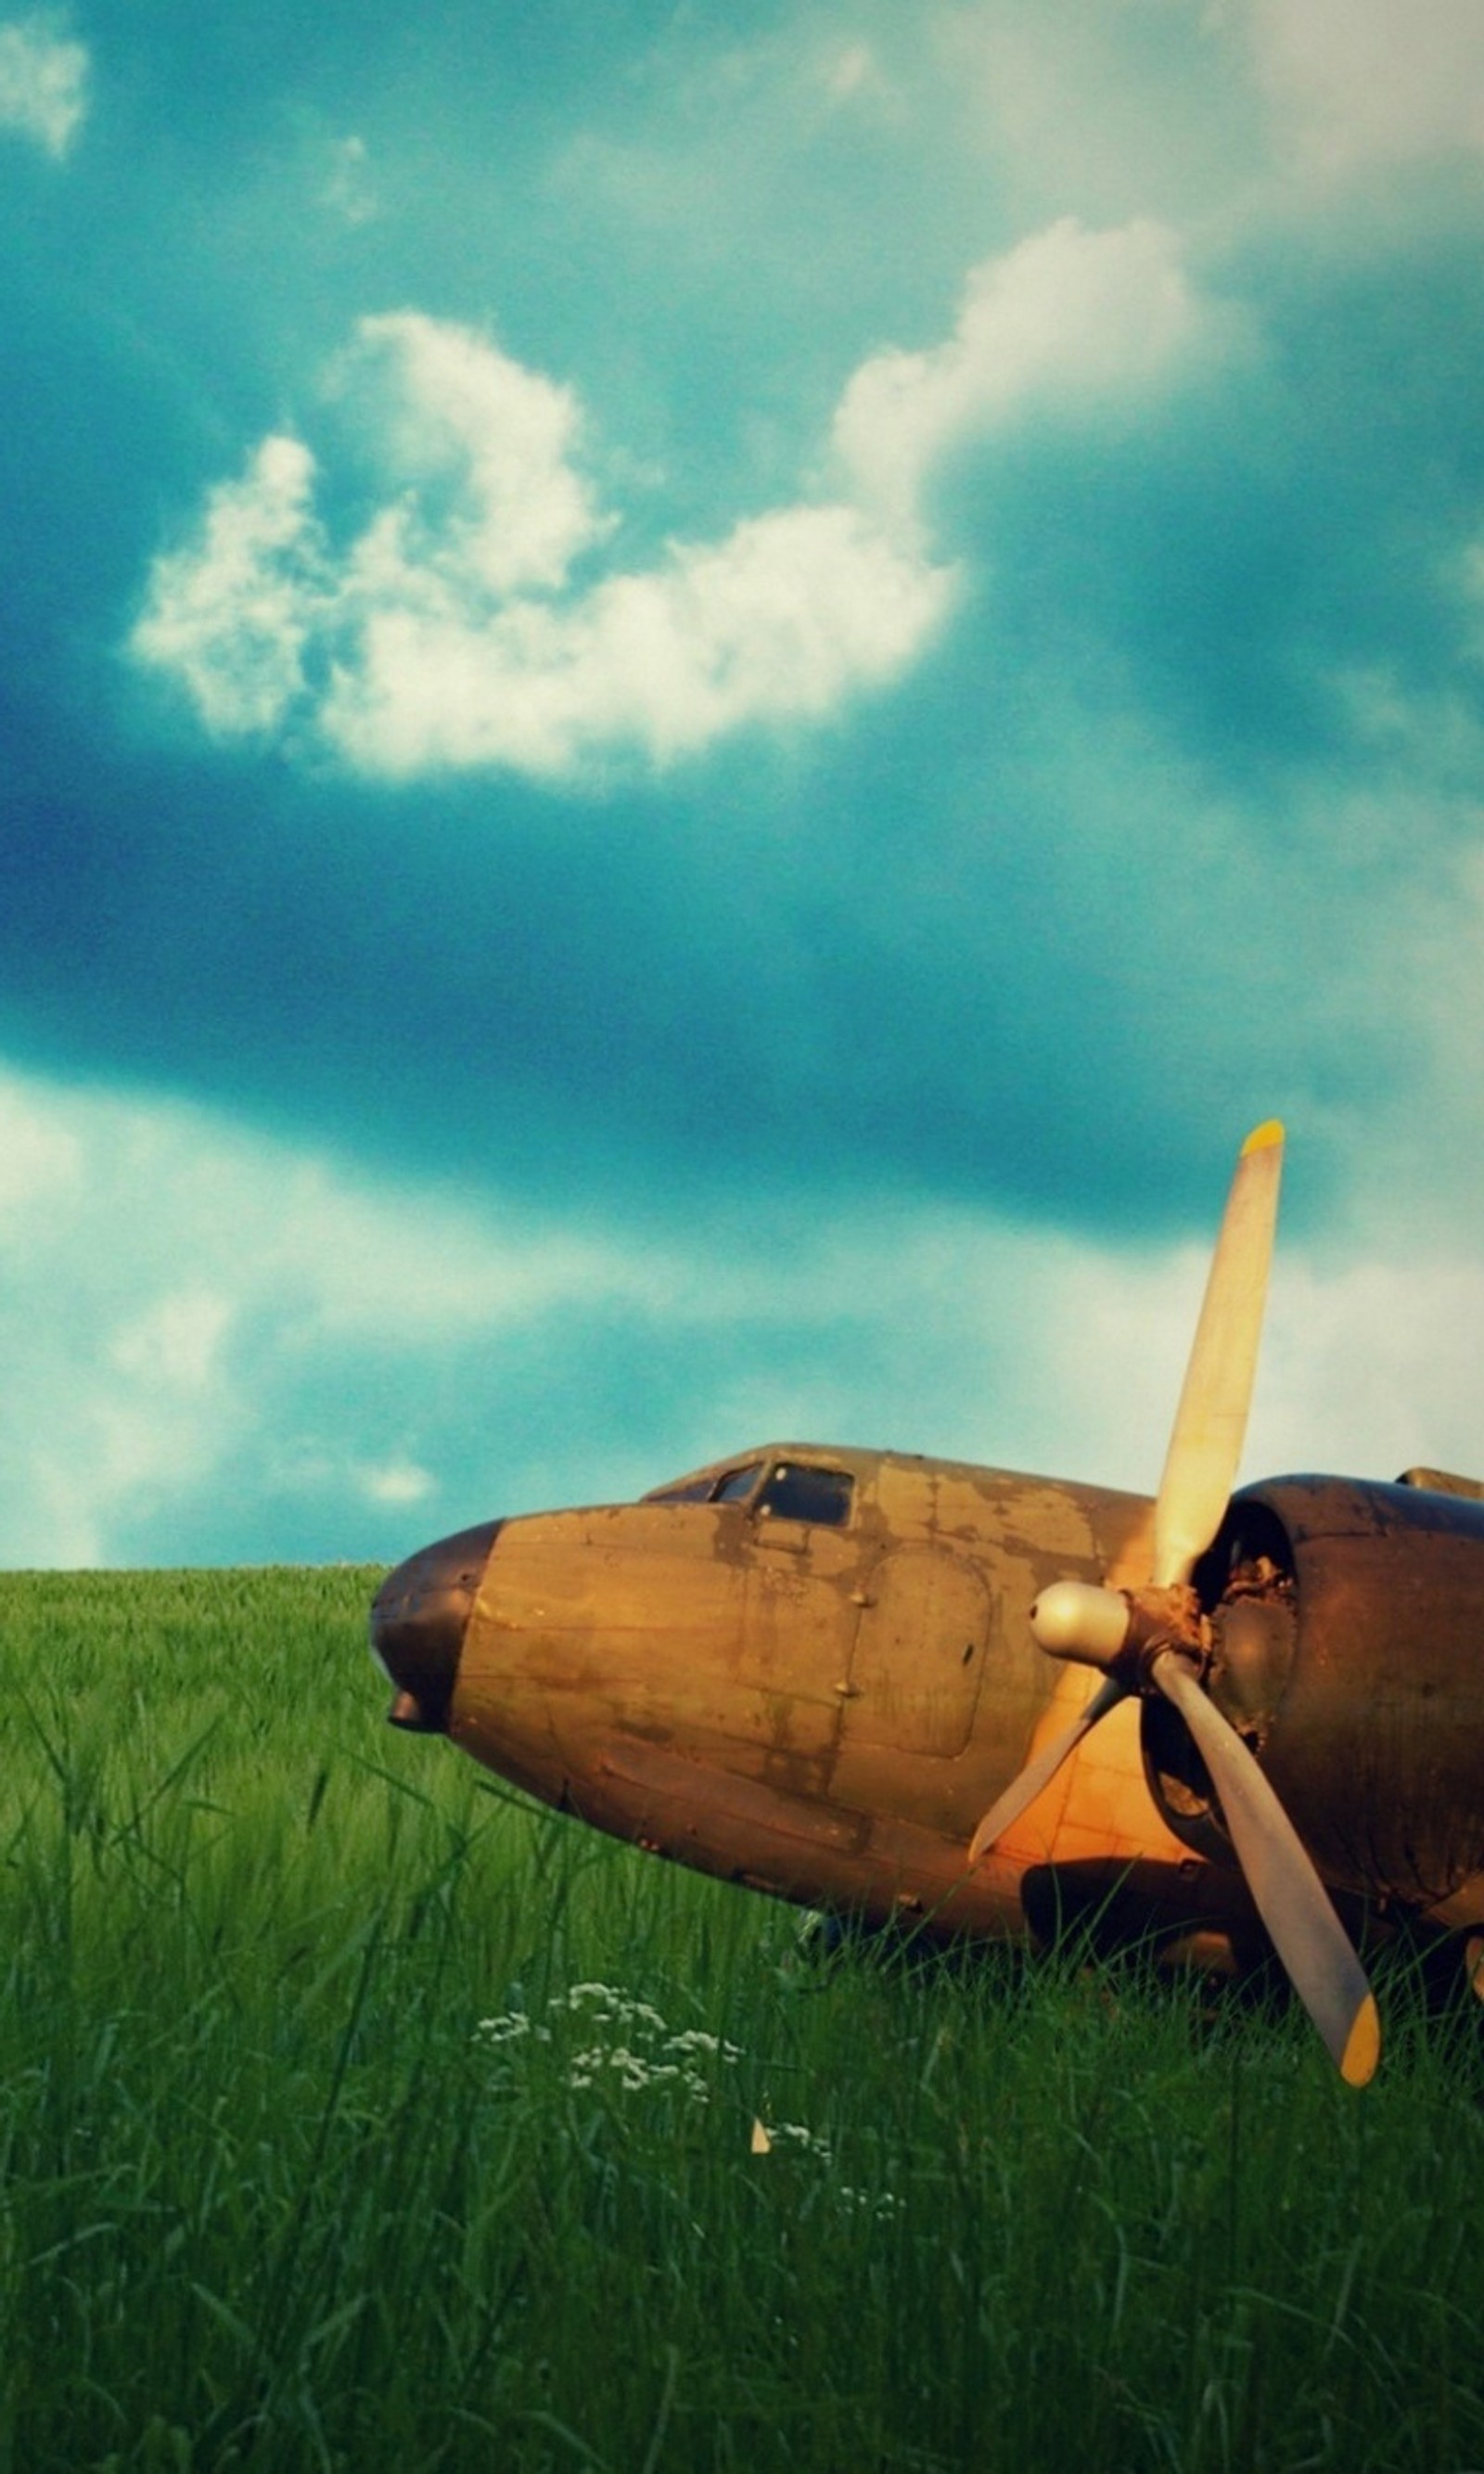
[[1, 1565, 1481, 2472]]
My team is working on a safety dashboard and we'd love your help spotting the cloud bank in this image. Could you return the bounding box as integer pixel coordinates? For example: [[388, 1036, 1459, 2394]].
[[2, 1056, 1478, 1569]]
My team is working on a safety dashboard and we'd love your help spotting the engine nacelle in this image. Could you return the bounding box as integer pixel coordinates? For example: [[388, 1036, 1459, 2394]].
[[1141, 1475, 1484, 1911]]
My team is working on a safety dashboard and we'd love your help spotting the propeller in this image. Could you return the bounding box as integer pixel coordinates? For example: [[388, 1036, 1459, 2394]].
[[969, 1122, 1380, 2084], [967, 1673, 1128, 1867]]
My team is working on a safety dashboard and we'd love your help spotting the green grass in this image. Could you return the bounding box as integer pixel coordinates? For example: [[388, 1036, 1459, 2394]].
[[1, 1567, 1482, 2472]]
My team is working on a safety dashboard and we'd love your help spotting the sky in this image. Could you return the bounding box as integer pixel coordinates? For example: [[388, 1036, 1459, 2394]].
[[2, 0, 1483, 1566]]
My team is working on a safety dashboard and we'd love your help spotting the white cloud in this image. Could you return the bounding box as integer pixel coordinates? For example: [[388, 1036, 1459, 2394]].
[[833, 216, 1211, 525], [320, 133, 377, 225], [350, 311, 611, 599], [820, 39, 888, 107], [1244, 0, 1484, 174], [323, 497, 954, 776], [1253, 1252, 1484, 1486], [358, 1458, 437, 1508], [0, 14, 87, 158], [131, 217, 1219, 782], [131, 436, 327, 737], [109, 1289, 233, 1391]]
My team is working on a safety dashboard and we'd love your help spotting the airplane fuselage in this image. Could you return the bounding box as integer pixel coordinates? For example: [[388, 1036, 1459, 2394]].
[[371, 1440, 1484, 1970], [374, 1443, 1264, 1955]]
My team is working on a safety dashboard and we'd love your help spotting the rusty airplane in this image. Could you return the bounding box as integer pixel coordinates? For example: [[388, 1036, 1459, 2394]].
[[370, 1124, 1484, 2085]]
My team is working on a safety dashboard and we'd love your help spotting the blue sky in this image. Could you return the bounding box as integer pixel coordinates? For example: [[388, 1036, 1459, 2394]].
[[2, 0, 1483, 1565]]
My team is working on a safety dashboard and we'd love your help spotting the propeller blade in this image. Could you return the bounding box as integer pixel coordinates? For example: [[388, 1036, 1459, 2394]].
[[968, 1674, 1129, 1866], [1151, 1121, 1284, 1590], [1149, 1649, 1379, 2085]]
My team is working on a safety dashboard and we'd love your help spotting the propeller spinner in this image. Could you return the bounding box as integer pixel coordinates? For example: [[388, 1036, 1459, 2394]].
[[969, 1122, 1380, 2086]]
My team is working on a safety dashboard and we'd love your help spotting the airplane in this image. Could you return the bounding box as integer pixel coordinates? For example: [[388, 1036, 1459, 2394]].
[[369, 1123, 1484, 2087]]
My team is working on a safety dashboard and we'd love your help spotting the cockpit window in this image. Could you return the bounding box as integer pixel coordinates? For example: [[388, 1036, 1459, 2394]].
[[757, 1464, 854, 1527], [644, 1462, 763, 1506], [713, 1463, 763, 1505], [642, 1460, 851, 1520]]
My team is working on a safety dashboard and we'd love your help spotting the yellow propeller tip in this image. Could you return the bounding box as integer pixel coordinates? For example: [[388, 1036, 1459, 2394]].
[[1242, 1119, 1286, 1155], [1339, 1993, 1381, 2088]]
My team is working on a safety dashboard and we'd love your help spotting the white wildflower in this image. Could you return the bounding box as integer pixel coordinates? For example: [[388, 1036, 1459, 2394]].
[[475, 2010, 533, 2046], [477, 1981, 743, 2107], [667, 2029, 743, 2062], [839, 2186, 900, 2221]]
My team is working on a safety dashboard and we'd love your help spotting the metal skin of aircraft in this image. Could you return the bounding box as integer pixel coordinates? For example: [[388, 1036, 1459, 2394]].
[[370, 1126, 1484, 2087]]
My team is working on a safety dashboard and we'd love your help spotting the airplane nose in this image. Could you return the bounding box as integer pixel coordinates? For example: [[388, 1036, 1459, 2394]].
[[369, 1519, 503, 1733]]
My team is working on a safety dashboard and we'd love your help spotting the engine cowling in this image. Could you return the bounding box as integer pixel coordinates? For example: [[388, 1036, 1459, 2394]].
[[1141, 1474, 1484, 1911]]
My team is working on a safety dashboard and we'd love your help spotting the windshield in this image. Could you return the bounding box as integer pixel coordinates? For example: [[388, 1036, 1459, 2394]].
[[643, 1458, 855, 1525], [644, 1462, 763, 1506]]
